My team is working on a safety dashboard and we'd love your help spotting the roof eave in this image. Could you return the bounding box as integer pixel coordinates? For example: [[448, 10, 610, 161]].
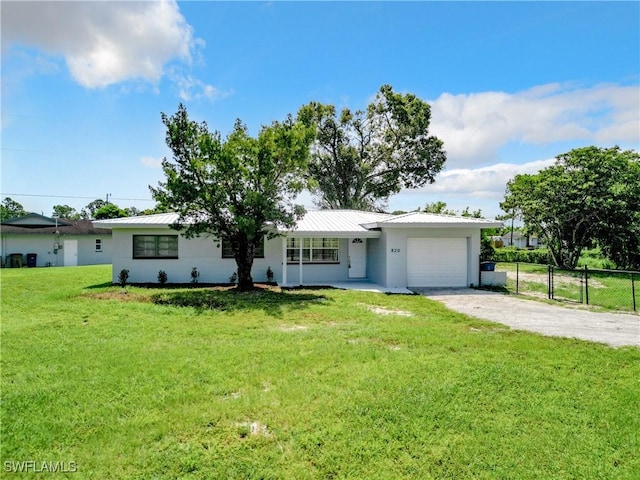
[[363, 221, 503, 229]]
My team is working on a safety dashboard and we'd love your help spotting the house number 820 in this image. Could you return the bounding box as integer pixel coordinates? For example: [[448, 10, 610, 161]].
[[391, 248, 401, 253]]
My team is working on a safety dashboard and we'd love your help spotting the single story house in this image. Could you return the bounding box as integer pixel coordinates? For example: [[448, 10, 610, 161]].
[[94, 210, 502, 289], [499, 231, 542, 249], [1, 213, 112, 267]]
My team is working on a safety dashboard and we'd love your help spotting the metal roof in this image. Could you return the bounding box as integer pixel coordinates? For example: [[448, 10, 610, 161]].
[[92, 212, 181, 228], [93, 209, 501, 234], [362, 211, 503, 229], [281, 210, 392, 238]]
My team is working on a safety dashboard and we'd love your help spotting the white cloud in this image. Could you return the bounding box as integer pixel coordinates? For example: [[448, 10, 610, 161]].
[[140, 156, 163, 169], [428, 159, 555, 197], [392, 158, 557, 217], [170, 71, 233, 102], [429, 83, 640, 168], [401, 158, 555, 202], [2, 0, 197, 89]]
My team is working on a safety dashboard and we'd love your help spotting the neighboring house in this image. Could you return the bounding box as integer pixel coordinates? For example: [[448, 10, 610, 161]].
[[94, 210, 501, 289], [500, 231, 541, 249], [1, 213, 112, 267]]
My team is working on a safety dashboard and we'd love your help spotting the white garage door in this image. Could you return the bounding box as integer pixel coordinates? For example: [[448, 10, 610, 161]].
[[407, 237, 468, 287]]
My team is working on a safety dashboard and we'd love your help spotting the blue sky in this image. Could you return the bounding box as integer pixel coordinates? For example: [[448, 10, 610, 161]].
[[2, 1, 638, 219]]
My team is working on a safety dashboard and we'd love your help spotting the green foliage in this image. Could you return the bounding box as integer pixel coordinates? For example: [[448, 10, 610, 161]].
[[577, 248, 616, 269], [229, 271, 238, 284], [151, 104, 314, 291], [2, 265, 639, 479], [118, 268, 129, 287], [0, 197, 27, 221], [299, 85, 446, 211], [157, 270, 168, 285], [52, 204, 81, 220], [480, 235, 495, 260], [423, 201, 456, 215], [93, 203, 127, 220], [266, 266, 274, 282], [502, 146, 640, 269], [81, 199, 106, 219], [491, 247, 550, 264]]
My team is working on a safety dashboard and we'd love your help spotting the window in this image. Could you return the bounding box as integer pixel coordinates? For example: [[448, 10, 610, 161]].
[[95, 239, 102, 252], [221, 237, 265, 258], [133, 235, 178, 259], [287, 238, 339, 263]]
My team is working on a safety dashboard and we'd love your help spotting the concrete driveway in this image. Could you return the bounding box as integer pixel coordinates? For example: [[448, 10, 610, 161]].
[[416, 288, 640, 348]]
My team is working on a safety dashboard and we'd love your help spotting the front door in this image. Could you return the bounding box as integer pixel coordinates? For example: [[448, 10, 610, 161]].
[[64, 240, 78, 266], [348, 238, 366, 278]]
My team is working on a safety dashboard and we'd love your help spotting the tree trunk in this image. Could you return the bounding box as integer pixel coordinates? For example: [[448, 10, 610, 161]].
[[237, 263, 254, 291], [235, 239, 255, 292]]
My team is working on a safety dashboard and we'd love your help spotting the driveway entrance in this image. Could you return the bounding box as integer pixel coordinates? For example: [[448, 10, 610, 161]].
[[416, 288, 640, 348]]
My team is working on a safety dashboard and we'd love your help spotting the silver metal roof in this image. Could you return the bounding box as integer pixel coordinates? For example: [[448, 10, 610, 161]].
[[281, 210, 392, 238], [92, 212, 181, 228], [362, 211, 503, 229], [93, 209, 501, 233]]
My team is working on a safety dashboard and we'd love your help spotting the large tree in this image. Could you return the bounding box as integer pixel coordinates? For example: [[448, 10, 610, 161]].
[[52, 204, 81, 220], [81, 199, 107, 219], [0, 197, 27, 221], [299, 85, 446, 211], [94, 203, 128, 220], [150, 104, 314, 291], [501, 146, 640, 269]]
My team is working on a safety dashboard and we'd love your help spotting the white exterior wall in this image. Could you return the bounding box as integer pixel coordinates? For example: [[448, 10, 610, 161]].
[[106, 224, 485, 287], [110, 228, 283, 284], [366, 236, 386, 285], [1, 234, 111, 267], [381, 227, 482, 288]]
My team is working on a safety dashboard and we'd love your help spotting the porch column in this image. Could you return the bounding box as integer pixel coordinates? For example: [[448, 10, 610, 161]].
[[299, 237, 303, 285], [281, 236, 287, 286]]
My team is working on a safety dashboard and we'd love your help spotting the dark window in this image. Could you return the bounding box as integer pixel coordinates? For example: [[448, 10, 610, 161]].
[[95, 239, 102, 252], [287, 238, 339, 263], [133, 235, 178, 259], [221, 237, 265, 258]]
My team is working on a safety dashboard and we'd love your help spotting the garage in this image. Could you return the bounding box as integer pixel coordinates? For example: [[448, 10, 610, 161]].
[[407, 237, 468, 287]]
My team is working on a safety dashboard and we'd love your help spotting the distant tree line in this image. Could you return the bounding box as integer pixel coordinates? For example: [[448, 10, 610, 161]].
[[0, 197, 165, 222]]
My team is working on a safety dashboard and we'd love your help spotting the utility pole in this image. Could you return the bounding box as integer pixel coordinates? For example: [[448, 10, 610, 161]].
[[106, 193, 111, 205]]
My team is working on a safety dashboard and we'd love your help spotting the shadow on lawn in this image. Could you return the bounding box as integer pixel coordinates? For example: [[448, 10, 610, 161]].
[[151, 287, 332, 317]]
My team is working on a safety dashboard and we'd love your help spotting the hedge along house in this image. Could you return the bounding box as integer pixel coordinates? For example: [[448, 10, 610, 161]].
[[93, 210, 501, 289], [1, 213, 112, 267]]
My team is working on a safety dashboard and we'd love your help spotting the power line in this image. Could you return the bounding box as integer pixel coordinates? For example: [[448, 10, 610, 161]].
[[0, 192, 155, 202]]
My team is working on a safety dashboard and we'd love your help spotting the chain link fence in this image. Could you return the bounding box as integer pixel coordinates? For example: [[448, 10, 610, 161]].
[[492, 262, 639, 313]]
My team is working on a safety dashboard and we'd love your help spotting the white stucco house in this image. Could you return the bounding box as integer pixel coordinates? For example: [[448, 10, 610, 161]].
[[94, 210, 501, 289], [1, 213, 112, 267]]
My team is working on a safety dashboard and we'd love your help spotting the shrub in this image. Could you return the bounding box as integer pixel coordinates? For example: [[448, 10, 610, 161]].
[[492, 247, 550, 264], [266, 266, 274, 283], [229, 271, 238, 284], [157, 270, 168, 285], [190, 267, 200, 284], [118, 268, 129, 287]]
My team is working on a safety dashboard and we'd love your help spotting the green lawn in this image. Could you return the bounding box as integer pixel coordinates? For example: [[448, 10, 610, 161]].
[[1, 265, 639, 479]]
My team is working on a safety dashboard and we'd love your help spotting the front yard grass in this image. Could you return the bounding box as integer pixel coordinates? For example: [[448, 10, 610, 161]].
[[1, 265, 638, 479]]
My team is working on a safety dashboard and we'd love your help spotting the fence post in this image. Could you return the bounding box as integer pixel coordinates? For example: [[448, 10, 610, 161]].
[[584, 265, 589, 305], [632, 273, 636, 313], [516, 262, 519, 294], [548, 265, 553, 300]]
